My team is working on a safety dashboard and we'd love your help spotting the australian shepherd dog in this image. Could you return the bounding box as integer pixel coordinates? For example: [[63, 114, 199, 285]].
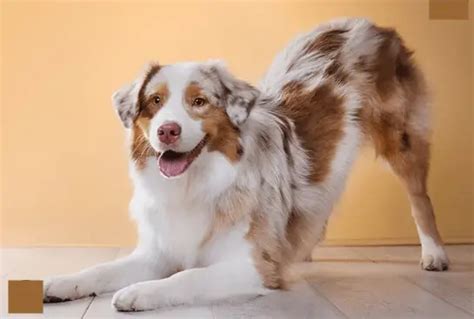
[[44, 18, 448, 311]]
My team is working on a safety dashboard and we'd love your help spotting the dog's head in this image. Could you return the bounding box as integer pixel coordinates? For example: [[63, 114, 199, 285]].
[[112, 61, 259, 178]]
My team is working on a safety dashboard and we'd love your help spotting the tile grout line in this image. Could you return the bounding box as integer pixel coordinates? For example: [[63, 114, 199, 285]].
[[81, 296, 96, 319], [401, 275, 474, 316]]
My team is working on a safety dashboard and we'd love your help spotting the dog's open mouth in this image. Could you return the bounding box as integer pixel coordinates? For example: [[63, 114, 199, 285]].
[[158, 136, 209, 178]]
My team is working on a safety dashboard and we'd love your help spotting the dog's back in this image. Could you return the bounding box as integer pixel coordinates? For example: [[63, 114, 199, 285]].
[[261, 18, 429, 164]]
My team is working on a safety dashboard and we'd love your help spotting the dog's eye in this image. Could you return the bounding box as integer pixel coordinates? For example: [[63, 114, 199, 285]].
[[153, 96, 161, 105], [192, 97, 207, 107]]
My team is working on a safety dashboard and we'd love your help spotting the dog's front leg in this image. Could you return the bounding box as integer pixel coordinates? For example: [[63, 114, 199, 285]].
[[44, 251, 168, 302], [112, 259, 268, 311]]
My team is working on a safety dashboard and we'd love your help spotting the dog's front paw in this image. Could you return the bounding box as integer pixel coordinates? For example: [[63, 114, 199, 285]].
[[112, 283, 162, 312], [43, 275, 95, 303]]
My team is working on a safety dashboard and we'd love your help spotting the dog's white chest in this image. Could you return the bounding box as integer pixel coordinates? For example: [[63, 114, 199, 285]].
[[129, 157, 248, 269], [131, 191, 212, 267]]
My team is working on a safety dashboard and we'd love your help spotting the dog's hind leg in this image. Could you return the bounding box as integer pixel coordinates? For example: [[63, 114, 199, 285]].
[[384, 131, 449, 271]]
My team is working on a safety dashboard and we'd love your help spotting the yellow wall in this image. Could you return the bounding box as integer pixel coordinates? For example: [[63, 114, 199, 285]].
[[1, 0, 472, 247]]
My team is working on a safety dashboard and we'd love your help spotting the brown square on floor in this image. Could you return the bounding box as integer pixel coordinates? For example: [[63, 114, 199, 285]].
[[8, 280, 43, 314]]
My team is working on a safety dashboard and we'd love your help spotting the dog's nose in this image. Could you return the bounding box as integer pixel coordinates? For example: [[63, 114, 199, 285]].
[[157, 122, 181, 145]]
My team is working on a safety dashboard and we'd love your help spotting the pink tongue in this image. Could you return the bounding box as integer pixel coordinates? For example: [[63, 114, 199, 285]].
[[158, 153, 189, 178]]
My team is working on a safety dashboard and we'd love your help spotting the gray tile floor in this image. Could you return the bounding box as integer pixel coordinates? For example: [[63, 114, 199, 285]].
[[1, 245, 472, 318]]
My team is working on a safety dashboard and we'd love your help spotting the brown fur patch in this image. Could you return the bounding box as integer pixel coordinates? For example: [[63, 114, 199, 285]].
[[355, 26, 415, 100], [184, 83, 243, 163], [358, 108, 406, 157], [280, 81, 345, 182], [395, 46, 415, 81], [130, 123, 157, 169], [139, 82, 170, 120], [136, 117, 151, 137], [288, 29, 347, 72], [130, 64, 163, 169], [372, 28, 399, 99], [137, 64, 161, 115], [304, 29, 347, 55], [184, 83, 203, 105], [202, 110, 242, 162], [324, 60, 349, 84]]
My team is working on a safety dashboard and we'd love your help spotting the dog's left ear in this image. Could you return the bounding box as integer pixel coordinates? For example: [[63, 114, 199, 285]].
[[205, 61, 260, 126]]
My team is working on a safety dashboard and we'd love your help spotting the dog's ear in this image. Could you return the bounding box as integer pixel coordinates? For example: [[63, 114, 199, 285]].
[[112, 80, 140, 129], [205, 61, 260, 126], [112, 63, 160, 128]]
